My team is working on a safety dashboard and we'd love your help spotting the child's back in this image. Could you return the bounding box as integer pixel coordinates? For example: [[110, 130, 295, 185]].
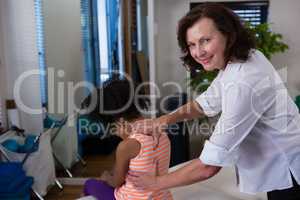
[[114, 133, 173, 200]]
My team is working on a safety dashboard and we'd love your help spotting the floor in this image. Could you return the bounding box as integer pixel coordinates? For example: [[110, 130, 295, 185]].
[[43, 153, 115, 200]]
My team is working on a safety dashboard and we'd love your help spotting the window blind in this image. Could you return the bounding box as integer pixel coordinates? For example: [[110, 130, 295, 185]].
[[229, 2, 269, 26], [34, 0, 48, 105], [190, 1, 269, 26]]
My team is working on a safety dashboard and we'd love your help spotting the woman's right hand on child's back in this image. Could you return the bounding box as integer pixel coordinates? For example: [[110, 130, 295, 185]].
[[131, 116, 168, 136], [128, 171, 158, 190]]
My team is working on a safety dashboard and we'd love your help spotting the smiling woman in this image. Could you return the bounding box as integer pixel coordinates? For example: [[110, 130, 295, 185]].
[[177, 3, 255, 72], [131, 3, 300, 200]]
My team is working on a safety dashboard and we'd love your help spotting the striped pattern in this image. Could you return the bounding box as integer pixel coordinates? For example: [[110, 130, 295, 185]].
[[115, 133, 173, 200], [34, 0, 48, 104]]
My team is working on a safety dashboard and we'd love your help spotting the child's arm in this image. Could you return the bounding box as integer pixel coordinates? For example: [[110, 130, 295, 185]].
[[101, 138, 140, 188]]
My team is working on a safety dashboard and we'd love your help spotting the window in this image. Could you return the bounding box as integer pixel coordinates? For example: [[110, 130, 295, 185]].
[[98, 0, 109, 82], [190, 1, 269, 26], [81, 0, 100, 85], [34, 0, 48, 105], [80, 0, 121, 87]]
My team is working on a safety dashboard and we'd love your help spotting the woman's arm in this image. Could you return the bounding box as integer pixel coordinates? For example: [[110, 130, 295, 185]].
[[131, 159, 221, 190], [101, 139, 140, 188], [160, 100, 205, 125], [132, 101, 205, 134]]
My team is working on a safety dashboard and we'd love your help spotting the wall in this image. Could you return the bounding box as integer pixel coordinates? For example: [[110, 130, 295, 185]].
[[154, 0, 300, 98], [268, 0, 300, 98], [43, 0, 84, 114], [0, 6, 7, 128], [154, 0, 188, 98], [0, 0, 43, 133]]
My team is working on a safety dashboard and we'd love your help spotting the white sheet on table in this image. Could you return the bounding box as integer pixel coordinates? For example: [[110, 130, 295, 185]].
[[169, 162, 267, 200]]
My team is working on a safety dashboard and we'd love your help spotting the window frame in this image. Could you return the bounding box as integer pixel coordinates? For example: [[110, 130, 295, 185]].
[[190, 1, 269, 25]]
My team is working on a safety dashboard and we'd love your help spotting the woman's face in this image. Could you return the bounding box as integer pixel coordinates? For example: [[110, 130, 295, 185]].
[[186, 17, 227, 71]]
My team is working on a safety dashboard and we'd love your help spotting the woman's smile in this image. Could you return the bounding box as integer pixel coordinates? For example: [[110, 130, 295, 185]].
[[199, 55, 213, 65]]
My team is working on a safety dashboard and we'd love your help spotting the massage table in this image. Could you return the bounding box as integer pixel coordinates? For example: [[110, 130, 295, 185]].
[[170, 162, 267, 200], [78, 161, 268, 200]]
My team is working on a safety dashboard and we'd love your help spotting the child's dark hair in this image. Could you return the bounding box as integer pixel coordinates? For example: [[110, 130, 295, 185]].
[[85, 77, 148, 123]]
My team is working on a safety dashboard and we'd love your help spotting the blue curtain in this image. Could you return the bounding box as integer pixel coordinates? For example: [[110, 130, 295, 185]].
[[81, 0, 120, 87], [106, 0, 120, 74], [80, 0, 100, 86]]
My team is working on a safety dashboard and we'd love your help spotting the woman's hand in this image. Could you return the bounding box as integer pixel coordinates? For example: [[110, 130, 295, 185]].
[[129, 172, 159, 191], [131, 101, 203, 136]]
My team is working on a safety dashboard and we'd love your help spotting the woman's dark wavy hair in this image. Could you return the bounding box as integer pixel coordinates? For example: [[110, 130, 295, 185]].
[[177, 2, 256, 71], [82, 76, 148, 123]]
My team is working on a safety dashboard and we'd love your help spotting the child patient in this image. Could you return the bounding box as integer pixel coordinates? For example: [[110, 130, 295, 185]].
[[83, 78, 173, 200]]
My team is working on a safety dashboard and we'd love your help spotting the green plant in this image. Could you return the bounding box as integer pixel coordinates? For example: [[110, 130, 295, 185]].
[[246, 22, 289, 59], [187, 22, 289, 93], [187, 70, 218, 93]]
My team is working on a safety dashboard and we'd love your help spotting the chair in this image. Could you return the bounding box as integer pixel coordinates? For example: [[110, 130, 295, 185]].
[[44, 113, 86, 178], [0, 127, 57, 199], [45, 114, 72, 177], [0, 162, 33, 200]]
